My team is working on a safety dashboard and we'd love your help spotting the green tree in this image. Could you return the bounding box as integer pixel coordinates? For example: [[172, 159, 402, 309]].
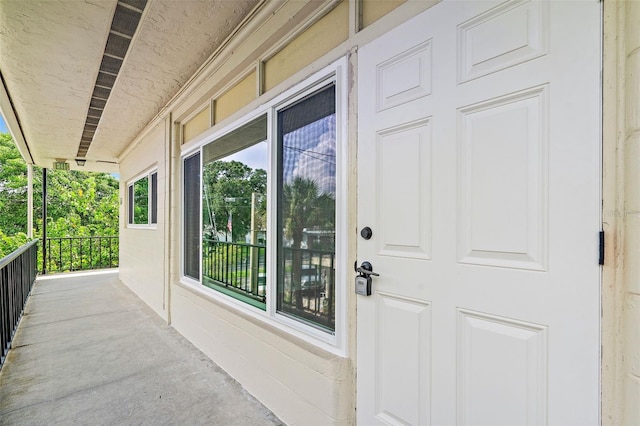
[[39, 170, 119, 237], [0, 230, 28, 258], [282, 176, 335, 309], [0, 133, 120, 259], [0, 133, 29, 236], [202, 160, 267, 242]]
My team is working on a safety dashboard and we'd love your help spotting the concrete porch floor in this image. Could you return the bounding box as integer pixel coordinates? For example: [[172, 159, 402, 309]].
[[0, 270, 283, 425]]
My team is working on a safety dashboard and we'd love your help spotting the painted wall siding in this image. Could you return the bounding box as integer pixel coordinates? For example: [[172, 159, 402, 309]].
[[601, 1, 624, 423], [624, 0, 640, 422], [110, 0, 640, 422], [183, 106, 211, 144], [602, 1, 640, 424], [117, 1, 459, 424], [171, 0, 331, 126], [214, 70, 257, 124], [361, 0, 406, 28], [162, 1, 438, 424], [171, 285, 353, 425], [263, 1, 349, 92], [119, 122, 167, 320], [171, 0, 421, 144]]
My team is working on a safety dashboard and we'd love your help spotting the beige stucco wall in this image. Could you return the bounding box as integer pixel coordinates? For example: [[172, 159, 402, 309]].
[[183, 106, 211, 143], [162, 2, 437, 424], [361, 0, 405, 28], [214, 70, 257, 124], [115, 1, 454, 425], [115, 0, 640, 424], [603, 1, 640, 425], [263, 1, 349, 92], [171, 284, 353, 425], [622, 1, 640, 424], [119, 121, 169, 321], [167, 3, 358, 423]]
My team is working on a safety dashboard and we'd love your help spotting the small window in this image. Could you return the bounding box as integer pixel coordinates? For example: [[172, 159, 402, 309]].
[[127, 170, 158, 226]]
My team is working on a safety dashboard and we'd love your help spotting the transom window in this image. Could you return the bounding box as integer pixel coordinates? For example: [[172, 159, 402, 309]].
[[182, 62, 345, 347]]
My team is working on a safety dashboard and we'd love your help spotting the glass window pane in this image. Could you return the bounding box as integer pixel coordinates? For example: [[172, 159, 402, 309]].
[[201, 115, 268, 309], [277, 84, 336, 332], [133, 177, 149, 224], [184, 153, 201, 280], [151, 172, 158, 224], [128, 185, 134, 224]]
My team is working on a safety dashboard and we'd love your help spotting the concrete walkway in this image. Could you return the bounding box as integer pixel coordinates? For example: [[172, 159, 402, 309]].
[[0, 271, 283, 426]]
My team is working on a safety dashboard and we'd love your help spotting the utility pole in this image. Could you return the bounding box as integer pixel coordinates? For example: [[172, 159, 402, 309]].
[[250, 192, 259, 295]]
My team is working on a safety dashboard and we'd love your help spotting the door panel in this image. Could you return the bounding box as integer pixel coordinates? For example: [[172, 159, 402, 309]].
[[376, 293, 431, 426], [457, 0, 548, 83], [357, 1, 601, 425], [457, 309, 547, 425], [377, 119, 432, 259], [458, 86, 548, 270]]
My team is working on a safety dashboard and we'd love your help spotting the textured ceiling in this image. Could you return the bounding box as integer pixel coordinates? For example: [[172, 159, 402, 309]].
[[0, 0, 259, 172]]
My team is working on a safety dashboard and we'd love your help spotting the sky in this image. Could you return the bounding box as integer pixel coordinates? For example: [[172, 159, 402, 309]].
[[224, 141, 267, 171]]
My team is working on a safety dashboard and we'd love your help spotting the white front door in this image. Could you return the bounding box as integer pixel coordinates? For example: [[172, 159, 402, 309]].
[[356, 1, 601, 424]]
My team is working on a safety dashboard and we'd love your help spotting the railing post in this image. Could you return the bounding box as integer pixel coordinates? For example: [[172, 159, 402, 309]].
[[42, 167, 47, 274], [0, 240, 39, 370], [27, 164, 33, 239], [38, 236, 118, 274]]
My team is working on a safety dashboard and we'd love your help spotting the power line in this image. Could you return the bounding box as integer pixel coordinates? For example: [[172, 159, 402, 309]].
[[283, 145, 335, 165]]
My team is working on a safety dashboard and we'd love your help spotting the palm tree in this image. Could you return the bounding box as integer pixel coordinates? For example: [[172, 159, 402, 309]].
[[282, 177, 335, 309]]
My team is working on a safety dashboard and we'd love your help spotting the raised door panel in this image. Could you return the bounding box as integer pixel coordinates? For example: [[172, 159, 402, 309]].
[[458, 85, 548, 270], [377, 119, 432, 259], [375, 293, 431, 425], [457, 309, 547, 426]]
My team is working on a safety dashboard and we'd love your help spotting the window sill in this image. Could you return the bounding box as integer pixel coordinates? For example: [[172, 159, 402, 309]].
[[175, 278, 347, 358], [126, 224, 158, 230]]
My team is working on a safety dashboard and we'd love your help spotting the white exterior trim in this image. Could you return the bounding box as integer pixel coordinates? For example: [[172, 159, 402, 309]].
[[126, 165, 159, 229], [178, 57, 349, 355]]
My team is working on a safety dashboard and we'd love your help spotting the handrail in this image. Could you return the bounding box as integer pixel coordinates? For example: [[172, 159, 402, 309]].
[[0, 239, 39, 270], [1, 239, 39, 370], [203, 239, 266, 306], [202, 239, 336, 330], [43, 236, 119, 274]]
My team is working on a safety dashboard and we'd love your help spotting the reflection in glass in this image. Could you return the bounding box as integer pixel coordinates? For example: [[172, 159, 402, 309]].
[[133, 178, 149, 224], [201, 115, 268, 309], [277, 84, 336, 332]]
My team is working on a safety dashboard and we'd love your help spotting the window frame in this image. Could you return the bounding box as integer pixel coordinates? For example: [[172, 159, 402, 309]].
[[179, 58, 348, 355], [182, 152, 201, 281], [127, 168, 158, 228]]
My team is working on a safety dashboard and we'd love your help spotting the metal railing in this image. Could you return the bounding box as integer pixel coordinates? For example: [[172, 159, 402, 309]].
[[203, 240, 266, 305], [278, 247, 335, 332], [203, 240, 336, 331], [1, 239, 38, 369], [43, 236, 119, 274]]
